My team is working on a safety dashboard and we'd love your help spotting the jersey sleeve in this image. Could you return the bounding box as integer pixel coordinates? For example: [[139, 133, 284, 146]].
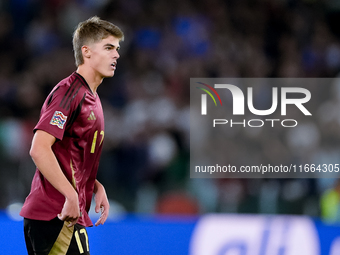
[[34, 84, 80, 140]]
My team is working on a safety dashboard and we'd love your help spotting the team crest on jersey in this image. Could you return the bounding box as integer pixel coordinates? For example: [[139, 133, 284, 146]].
[[50, 111, 68, 129]]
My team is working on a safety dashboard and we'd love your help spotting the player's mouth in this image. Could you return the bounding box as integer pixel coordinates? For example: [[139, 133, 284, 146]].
[[111, 62, 116, 70]]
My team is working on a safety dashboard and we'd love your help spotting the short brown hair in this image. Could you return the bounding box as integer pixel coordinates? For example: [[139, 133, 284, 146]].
[[73, 16, 124, 66]]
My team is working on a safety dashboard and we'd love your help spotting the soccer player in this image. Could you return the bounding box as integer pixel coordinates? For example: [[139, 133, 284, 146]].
[[20, 16, 124, 254]]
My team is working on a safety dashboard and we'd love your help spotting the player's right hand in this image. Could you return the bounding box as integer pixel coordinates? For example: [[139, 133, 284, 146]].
[[58, 194, 80, 227]]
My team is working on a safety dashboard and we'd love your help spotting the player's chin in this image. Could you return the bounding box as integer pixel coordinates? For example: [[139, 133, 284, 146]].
[[104, 71, 115, 78]]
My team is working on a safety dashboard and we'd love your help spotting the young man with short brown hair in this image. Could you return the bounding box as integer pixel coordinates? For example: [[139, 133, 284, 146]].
[[20, 16, 123, 255]]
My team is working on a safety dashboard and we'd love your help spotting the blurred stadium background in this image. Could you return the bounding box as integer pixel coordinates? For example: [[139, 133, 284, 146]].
[[2, 0, 340, 254]]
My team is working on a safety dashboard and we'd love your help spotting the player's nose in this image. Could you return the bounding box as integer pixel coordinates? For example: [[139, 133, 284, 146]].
[[114, 50, 120, 59]]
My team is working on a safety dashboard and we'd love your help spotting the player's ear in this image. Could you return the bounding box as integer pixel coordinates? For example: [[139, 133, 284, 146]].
[[81, 45, 91, 59]]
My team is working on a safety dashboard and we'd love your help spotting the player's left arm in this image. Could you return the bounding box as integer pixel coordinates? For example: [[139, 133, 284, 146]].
[[93, 179, 110, 226]]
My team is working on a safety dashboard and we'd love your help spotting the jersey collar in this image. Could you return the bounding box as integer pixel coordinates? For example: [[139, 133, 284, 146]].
[[73, 72, 94, 95]]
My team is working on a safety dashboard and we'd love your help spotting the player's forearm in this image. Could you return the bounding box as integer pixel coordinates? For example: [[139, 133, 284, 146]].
[[31, 147, 77, 200], [93, 179, 103, 194]]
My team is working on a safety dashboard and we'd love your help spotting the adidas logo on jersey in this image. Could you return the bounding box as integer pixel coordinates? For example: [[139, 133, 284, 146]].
[[88, 111, 96, 120]]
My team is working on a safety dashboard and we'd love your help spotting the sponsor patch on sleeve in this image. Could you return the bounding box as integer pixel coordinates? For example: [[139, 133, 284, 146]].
[[50, 111, 68, 129]]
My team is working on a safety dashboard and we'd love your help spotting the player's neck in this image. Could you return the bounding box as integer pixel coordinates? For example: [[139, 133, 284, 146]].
[[76, 65, 103, 95]]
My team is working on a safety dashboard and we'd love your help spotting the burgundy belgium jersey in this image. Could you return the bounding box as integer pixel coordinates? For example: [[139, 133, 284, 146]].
[[20, 72, 105, 227]]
